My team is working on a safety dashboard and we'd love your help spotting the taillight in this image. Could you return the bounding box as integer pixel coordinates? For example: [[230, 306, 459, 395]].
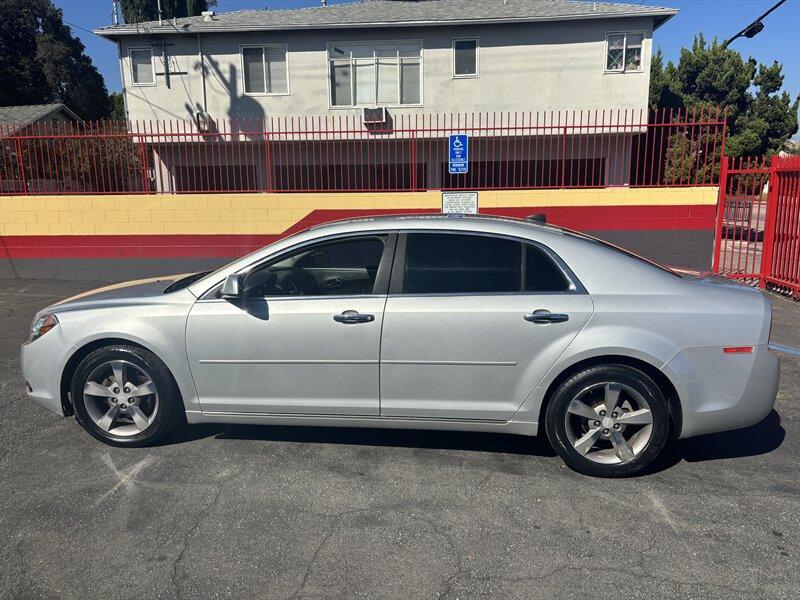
[[723, 346, 754, 354]]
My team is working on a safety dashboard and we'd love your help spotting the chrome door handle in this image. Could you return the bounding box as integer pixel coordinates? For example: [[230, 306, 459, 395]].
[[524, 310, 569, 324], [333, 310, 375, 324]]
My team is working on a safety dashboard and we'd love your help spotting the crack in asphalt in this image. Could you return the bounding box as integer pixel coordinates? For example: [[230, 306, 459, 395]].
[[170, 485, 223, 600], [288, 514, 344, 600], [286, 507, 463, 600], [398, 511, 462, 600]]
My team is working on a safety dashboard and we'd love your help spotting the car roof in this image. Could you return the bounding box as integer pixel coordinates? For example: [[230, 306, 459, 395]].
[[187, 211, 681, 298], [308, 213, 565, 234]]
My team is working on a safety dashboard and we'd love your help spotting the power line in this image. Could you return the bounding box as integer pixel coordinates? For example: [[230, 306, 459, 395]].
[[63, 19, 101, 36], [722, 0, 788, 48]]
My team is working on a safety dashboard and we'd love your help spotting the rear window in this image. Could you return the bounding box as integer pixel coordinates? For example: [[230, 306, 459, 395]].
[[563, 230, 680, 277]]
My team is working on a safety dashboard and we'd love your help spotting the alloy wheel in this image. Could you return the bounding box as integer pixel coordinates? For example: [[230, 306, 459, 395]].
[[82, 360, 159, 437], [563, 381, 654, 464]]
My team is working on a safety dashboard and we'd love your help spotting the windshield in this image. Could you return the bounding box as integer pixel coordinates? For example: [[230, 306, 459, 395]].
[[162, 271, 213, 293], [185, 242, 284, 293]]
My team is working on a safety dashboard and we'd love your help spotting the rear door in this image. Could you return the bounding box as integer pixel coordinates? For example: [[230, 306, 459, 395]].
[[379, 231, 593, 421]]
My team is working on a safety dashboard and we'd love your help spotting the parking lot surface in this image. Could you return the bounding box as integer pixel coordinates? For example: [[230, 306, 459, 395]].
[[1, 279, 798, 600]]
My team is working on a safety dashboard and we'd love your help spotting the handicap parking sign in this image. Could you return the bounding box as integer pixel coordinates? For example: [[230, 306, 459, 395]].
[[449, 134, 469, 174]]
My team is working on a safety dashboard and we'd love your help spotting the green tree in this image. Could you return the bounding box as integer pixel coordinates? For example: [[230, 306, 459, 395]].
[[650, 35, 799, 170], [0, 0, 110, 120], [120, 0, 216, 23], [109, 92, 126, 120]]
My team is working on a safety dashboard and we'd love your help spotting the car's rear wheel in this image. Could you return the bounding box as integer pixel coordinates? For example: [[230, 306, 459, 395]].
[[545, 364, 671, 477], [71, 345, 183, 446]]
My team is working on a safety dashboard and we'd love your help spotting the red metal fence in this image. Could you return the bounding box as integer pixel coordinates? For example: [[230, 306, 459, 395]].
[[0, 108, 726, 195], [713, 155, 800, 298]]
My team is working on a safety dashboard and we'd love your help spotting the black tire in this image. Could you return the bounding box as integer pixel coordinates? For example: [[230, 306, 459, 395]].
[[71, 344, 183, 447], [545, 364, 671, 477]]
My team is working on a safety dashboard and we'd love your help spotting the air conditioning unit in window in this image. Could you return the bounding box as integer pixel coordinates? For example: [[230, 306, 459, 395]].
[[194, 111, 214, 132], [362, 107, 387, 125]]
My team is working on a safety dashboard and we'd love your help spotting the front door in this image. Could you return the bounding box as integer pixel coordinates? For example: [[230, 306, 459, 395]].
[[379, 232, 593, 421], [186, 234, 393, 415]]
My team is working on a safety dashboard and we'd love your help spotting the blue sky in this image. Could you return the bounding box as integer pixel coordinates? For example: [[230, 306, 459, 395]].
[[56, 0, 800, 99]]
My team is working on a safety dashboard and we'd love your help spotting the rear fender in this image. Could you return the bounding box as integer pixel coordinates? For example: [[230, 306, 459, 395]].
[[511, 325, 679, 424]]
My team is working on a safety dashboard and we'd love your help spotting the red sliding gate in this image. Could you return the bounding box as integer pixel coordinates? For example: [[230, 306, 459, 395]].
[[713, 155, 800, 298]]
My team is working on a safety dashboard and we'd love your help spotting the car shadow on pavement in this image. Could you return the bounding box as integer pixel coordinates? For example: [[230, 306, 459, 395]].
[[676, 409, 785, 462], [158, 422, 558, 457], [646, 409, 786, 474], [157, 410, 784, 469]]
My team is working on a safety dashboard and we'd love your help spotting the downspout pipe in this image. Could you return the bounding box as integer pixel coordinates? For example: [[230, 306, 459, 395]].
[[197, 32, 208, 114], [116, 39, 130, 121]]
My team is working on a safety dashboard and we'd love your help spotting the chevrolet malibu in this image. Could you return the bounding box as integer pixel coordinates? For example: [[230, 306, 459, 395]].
[[21, 215, 780, 477]]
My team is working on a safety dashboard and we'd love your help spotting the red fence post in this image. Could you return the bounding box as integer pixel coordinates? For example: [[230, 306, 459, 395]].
[[560, 124, 567, 188], [14, 137, 28, 195], [717, 115, 728, 185], [138, 141, 150, 194], [759, 155, 781, 289], [711, 156, 729, 273], [410, 128, 417, 192], [264, 121, 274, 193]]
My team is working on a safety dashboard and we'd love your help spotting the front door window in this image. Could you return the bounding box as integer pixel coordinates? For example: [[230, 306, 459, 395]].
[[243, 236, 387, 298]]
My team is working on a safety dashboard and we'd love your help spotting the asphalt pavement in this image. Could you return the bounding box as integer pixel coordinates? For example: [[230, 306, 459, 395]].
[[0, 279, 798, 600]]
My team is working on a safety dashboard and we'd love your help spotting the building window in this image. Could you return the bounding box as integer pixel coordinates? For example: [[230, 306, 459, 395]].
[[453, 38, 478, 77], [130, 48, 155, 85], [328, 41, 422, 107], [605, 33, 643, 73], [241, 45, 289, 95]]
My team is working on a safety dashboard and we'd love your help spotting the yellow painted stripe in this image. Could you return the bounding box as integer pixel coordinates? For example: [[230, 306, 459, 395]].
[[0, 187, 718, 236]]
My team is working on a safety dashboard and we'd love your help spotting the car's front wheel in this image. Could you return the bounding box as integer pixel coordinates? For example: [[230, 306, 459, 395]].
[[71, 344, 183, 446], [545, 364, 671, 477]]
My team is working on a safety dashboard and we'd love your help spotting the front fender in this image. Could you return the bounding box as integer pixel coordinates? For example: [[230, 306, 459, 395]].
[[57, 304, 200, 413]]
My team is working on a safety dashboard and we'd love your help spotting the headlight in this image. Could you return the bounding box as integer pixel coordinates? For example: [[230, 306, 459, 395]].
[[29, 314, 58, 343]]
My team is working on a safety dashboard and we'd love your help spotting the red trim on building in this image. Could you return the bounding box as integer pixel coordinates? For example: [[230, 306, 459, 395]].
[[0, 205, 715, 259]]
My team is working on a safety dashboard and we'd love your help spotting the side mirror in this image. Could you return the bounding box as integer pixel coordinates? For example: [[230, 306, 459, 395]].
[[221, 273, 244, 299]]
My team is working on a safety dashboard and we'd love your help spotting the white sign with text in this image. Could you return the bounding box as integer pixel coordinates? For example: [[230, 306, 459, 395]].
[[441, 191, 478, 214]]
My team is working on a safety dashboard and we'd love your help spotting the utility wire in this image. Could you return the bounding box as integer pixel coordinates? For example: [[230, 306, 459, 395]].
[[63, 19, 100, 36], [722, 0, 788, 48]]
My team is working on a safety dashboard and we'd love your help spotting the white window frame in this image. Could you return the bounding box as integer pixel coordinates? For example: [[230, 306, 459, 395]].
[[452, 37, 479, 79], [239, 43, 291, 96], [326, 40, 424, 109], [604, 31, 645, 74], [129, 47, 156, 87]]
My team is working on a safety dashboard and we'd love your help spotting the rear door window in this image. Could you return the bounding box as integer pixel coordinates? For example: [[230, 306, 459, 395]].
[[401, 232, 573, 294], [524, 245, 569, 292], [403, 233, 522, 294]]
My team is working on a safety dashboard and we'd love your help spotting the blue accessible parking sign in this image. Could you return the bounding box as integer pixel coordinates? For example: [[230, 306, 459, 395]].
[[448, 134, 469, 174]]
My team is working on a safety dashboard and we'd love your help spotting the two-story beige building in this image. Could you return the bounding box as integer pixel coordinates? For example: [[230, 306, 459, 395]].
[[96, 0, 677, 192]]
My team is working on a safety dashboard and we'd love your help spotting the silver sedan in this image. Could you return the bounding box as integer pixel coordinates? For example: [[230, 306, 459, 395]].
[[21, 215, 780, 477]]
